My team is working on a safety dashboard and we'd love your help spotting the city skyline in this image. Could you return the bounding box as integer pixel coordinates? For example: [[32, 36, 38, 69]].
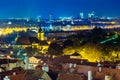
[[0, 0, 120, 18]]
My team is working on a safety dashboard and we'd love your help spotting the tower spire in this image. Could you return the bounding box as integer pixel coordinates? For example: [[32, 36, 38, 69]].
[[37, 25, 44, 41]]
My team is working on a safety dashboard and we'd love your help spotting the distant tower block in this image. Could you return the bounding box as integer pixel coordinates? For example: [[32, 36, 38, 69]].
[[38, 27, 45, 41], [80, 12, 84, 19], [37, 16, 41, 22], [88, 11, 95, 18]]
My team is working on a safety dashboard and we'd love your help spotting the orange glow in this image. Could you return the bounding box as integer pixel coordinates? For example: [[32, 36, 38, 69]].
[[0, 27, 28, 36]]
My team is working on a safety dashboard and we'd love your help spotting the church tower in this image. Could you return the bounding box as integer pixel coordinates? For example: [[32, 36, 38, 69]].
[[37, 27, 44, 41]]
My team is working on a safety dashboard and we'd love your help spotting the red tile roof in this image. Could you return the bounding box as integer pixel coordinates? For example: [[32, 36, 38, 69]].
[[10, 73, 24, 80], [9, 70, 45, 80], [57, 73, 83, 80]]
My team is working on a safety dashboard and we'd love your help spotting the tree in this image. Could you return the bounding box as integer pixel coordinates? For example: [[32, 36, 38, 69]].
[[79, 43, 103, 62], [90, 27, 105, 43], [63, 39, 73, 48], [48, 42, 63, 55], [63, 46, 75, 55], [101, 34, 120, 61], [24, 47, 39, 57], [24, 70, 45, 80]]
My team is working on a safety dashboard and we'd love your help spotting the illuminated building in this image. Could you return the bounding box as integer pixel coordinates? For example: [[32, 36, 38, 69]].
[[14, 27, 49, 54], [88, 11, 95, 18], [37, 16, 41, 22], [28, 56, 43, 69], [80, 12, 84, 19], [38, 27, 45, 41], [0, 27, 28, 36]]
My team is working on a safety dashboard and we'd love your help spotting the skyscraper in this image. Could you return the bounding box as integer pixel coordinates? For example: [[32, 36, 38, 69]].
[[80, 12, 84, 19], [88, 11, 95, 18]]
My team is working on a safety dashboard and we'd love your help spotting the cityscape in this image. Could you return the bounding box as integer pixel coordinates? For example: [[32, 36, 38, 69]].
[[0, 0, 120, 80]]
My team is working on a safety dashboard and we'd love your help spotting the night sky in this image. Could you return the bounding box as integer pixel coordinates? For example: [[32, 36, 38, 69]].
[[0, 0, 120, 18]]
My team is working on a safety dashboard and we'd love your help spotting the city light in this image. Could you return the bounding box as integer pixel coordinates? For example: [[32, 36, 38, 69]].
[[0, 0, 120, 80]]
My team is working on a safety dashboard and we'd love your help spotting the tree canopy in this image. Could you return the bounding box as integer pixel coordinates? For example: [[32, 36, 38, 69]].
[[48, 42, 63, 55]]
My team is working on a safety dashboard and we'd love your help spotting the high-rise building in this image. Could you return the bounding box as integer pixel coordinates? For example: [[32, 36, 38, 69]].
[[80, 12, 84, 19], [49, 14, 53, 22], [49, 14, 53, 30], [37, 16, 41, 22], [88, 11, 95, 18]]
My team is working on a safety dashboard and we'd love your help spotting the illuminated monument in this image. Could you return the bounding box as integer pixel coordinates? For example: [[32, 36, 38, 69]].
[[37, 27, 45, 41]]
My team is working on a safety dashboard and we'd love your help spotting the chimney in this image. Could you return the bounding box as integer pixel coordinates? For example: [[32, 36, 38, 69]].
[[13, 72, 16, 75], [98, 67, 102, 72], [97, 63, 102, 72], [69, 63, 73, 68], [3, 76, 10, 80], [116, 63, 120, 69], [81, 60, 83, 64], [105, 75, 111, 80], [88, 71, 92, 80], [42, 63, 49, 72], [73, 64, 77, 68], [38, 78, 44, 80]]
